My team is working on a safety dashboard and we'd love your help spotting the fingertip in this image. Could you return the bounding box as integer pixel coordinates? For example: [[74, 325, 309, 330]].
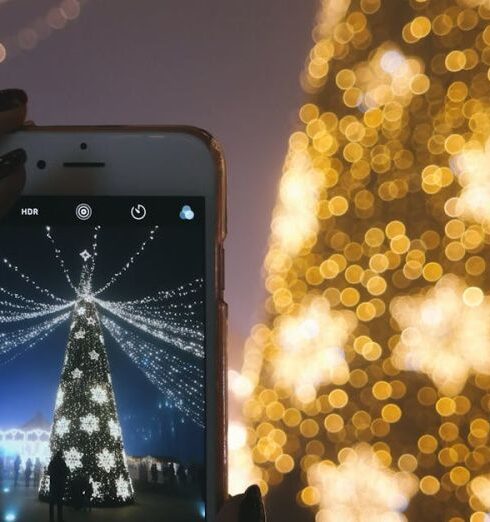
[[0, 105, 27, 134], [0, 167, 25, 218], [245, 485, 261, 497]]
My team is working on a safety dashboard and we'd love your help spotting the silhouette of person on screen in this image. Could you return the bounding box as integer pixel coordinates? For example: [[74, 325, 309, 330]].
[[13, 455, 21, 487], [48, 451, 69, 522]]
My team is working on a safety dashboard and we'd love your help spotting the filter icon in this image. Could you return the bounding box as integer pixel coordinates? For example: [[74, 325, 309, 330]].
[[179, 205, 195, 221]]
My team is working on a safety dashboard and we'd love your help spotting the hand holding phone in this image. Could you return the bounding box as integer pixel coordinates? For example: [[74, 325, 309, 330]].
[[0, 88, 265, 522], [0, 89, 27, 213]]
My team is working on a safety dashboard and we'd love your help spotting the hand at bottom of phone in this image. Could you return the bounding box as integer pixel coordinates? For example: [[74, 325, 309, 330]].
[[217, 485, 266, 522]]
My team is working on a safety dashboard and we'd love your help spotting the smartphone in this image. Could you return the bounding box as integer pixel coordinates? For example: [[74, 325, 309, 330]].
[[0, 126, 227, 522]]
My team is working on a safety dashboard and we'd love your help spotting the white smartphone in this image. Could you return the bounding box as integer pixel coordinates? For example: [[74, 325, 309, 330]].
[[0, 126, 227, 522]]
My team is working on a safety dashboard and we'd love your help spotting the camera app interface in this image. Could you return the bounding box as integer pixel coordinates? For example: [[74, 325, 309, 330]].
[[0, 197, 206, 521]]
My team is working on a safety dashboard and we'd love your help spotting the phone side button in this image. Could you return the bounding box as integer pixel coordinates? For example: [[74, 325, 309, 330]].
[[219, 245, 225, 297]]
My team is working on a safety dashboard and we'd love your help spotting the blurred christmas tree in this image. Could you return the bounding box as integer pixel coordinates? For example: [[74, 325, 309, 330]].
[[231, 1, 490, 521], [40, 267, 134, 506]]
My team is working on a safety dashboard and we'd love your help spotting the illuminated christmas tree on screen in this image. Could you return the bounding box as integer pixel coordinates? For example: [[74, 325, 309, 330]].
[[40, 267, 134, 506], [0, 223, 205, 507]]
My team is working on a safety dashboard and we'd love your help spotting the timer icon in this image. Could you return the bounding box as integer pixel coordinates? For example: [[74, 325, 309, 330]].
[[130, 204, 147, 221]]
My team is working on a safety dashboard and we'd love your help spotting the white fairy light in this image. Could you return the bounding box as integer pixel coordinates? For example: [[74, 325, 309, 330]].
[[0, 286, 67, 310], [71, 368, 83, 379], [97, 298, 204, 358], [116, 278, 204, 305], [64, 447, 83, 471], [45, 225, 77, 292], [94, 225, 160, 296], [55, 388, 64, 410], [98, 297, 205, 340], [90, 478, 102, 499], [89, 225, 101, 279], [80, 413, 99, 435], [97, 448, 116, 472], [55, 417, 70, 438], [0, 312, 70, 366], [74, 329, 86, 339], [115, 474, 132, 500], [90, 385, 108, 404], [108, 419, 121, 439], [0, 313, 69, 353], [101, 315, 205, 426], [0, 301, 72, 323], [2, 257, 69, 303]]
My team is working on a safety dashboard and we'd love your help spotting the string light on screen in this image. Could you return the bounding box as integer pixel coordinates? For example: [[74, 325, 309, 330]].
[[2, 257, 69, 303], [101, 315, 205, 426], [93, 225, 159, 296], [96, 297, 204, 358], [45, 225, 77, 292], [0, 311, 70, 366], [228, 1, 490, 521]]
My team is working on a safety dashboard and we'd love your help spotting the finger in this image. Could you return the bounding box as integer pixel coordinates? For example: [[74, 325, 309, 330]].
[[216, 493, 244, 522], [239, 485, 266, 522], [0, 149, 27, 218], [0, 89, 28, 134]]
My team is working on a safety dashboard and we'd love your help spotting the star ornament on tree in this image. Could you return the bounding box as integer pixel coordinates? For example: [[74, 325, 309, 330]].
[[79, 250, 92, 262], [91, 385, 108, 404], [306, 445, 417, 522], [64, 447, 83, 471], [55, 417, 70, 438], [451, 139, 490, 226], [108, 419, 122, 439], [391, 275, 490, 396], [80, 413, 99, 435], [97, 448, 116, 473], [89, 350, 100, 361], [116, 475, 132, 500], [74, 329, 86, 340], [90, 478, 102, 500], [71, 368, 83, 379], [274, 296, 357, 403]]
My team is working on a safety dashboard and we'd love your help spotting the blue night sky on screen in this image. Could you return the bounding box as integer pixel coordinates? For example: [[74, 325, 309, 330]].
[[0, 221, 205, 465]]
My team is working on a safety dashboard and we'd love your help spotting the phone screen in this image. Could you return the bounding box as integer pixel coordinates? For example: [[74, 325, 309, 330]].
[[0, 196, 207, 521]]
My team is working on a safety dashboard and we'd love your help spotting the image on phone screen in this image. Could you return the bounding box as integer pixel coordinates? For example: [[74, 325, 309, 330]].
[[0, 196, 207, 521]]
